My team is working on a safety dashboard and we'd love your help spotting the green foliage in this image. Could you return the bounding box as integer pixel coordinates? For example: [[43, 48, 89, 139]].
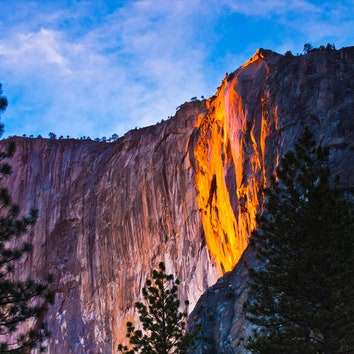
[[0, 86, 54, 353], [118, 262, 196, 354], [243, 127, 354, 353]]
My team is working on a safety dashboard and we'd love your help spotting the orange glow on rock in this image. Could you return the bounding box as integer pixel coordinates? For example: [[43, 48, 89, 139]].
[[193, 53, 276, 274]]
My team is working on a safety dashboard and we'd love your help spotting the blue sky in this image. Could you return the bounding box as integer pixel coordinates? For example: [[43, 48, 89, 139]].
[[0, 0, 353, 139]]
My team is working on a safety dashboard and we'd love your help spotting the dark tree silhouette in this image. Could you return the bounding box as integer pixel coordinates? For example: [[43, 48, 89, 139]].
[[118, 262, 196, 354], [0, 84, 54, 353], [303, 43, 313, 53], [244, 127, 354, 353]]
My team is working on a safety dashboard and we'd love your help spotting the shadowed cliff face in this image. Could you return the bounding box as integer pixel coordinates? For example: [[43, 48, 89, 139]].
[[2, 47, 354, 353], [3, 102, 220, 353]]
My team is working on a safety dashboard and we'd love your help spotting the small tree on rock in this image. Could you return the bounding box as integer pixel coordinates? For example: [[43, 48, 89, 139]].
[[243, 127, 354, 353], [118, 262, 196, 354], [303, 43, 313, 53]]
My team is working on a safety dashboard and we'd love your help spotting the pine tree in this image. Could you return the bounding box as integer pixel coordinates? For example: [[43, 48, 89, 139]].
[[243, 127, 354, 354], [118, 262, 196, 354], [0, 84, 54, 353]]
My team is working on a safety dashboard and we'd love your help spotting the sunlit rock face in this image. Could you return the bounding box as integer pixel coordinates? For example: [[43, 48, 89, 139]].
[[193, 50, 281, 274], [2, 47, 354, 353], [189, 46, 354, 353]]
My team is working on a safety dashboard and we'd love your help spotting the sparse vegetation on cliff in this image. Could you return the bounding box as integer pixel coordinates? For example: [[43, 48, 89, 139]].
[[5, 132, 121, 142]]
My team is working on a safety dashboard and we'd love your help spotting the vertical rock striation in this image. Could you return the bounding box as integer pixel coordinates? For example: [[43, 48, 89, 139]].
[[193, 50, 281, 274], [3, 102, 220, 353], [1, 47, 354, 353]]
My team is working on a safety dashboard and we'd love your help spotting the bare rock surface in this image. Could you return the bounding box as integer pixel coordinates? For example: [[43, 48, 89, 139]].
[[189, 246, 257, 353], [1, 47, 354, 353]]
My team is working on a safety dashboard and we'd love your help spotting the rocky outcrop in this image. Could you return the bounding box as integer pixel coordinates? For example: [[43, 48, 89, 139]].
[[188, 246, 257, 353], [1, 47, 354, 353]]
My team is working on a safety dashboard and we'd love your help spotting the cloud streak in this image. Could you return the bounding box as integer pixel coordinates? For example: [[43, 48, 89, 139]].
[[0, 0, 215, 138], [225, 0, 318, 16], [0, 0, 353, 138]]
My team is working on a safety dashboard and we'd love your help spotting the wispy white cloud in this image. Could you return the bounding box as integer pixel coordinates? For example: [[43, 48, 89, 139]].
[[224, 0, 319, 16], [0, 0, 353, 138], [223, 0, 354, 49], [0, 0, 217, 138], [0, 29, 71, 73]]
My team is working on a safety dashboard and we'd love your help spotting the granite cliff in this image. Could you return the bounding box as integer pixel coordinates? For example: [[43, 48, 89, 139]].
[[1, 47, 354, 353], [189, 47, 354, 353]]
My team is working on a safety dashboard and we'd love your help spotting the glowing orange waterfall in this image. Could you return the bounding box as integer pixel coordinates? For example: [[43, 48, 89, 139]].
[[193, 52, 275, 273]]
